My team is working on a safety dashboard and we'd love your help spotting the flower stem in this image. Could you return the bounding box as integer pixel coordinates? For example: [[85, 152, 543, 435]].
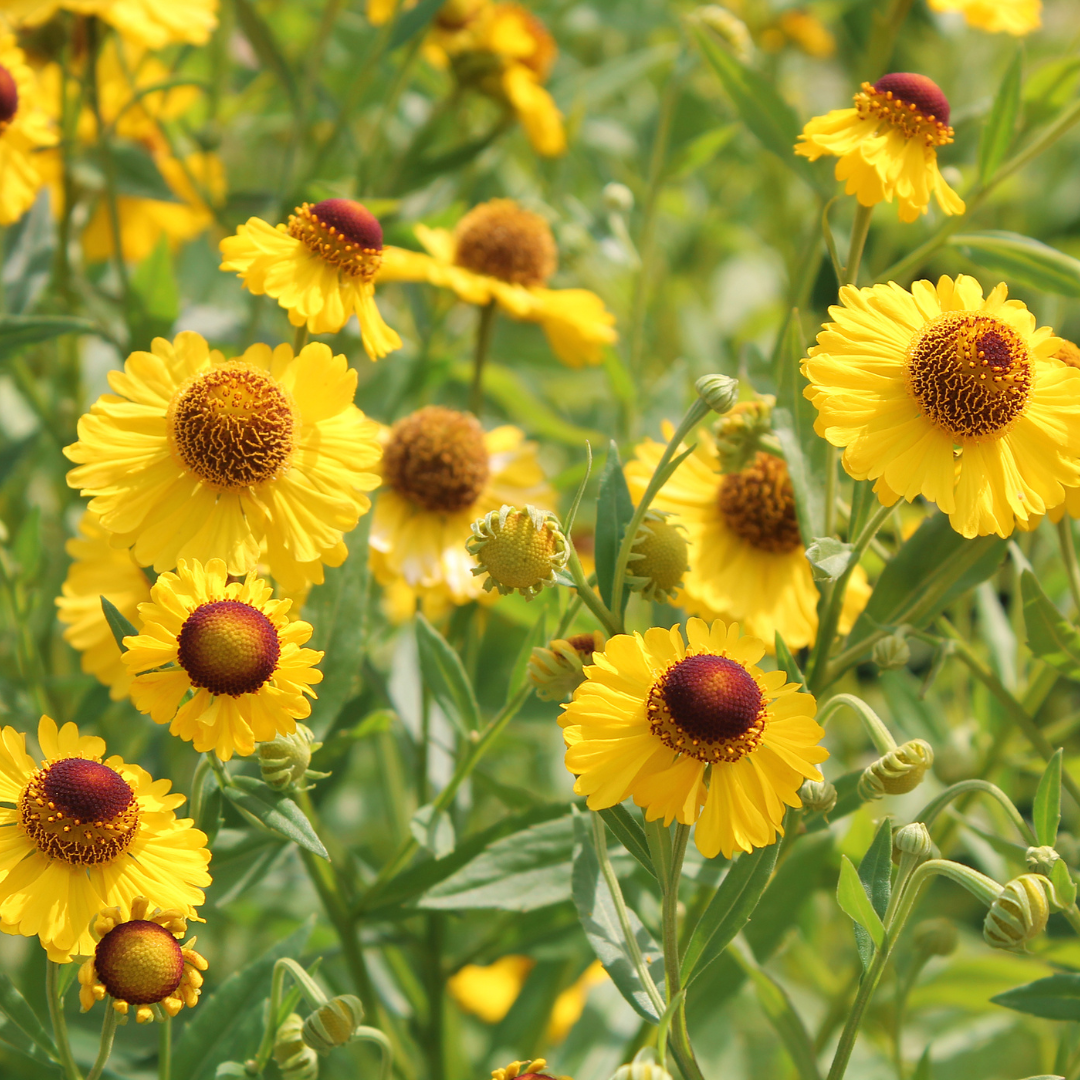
[[293, 324, 310, 353], [86, 1005, 120, 1080], [47, 961, 83, 1080], [1057, 517, 1080, 615], [844, 203, 874, 286], [865, 0, 915, 78], [469, 302, 496, 415], [159, 1015, 171, 1080], [567, 545, 621, 637]]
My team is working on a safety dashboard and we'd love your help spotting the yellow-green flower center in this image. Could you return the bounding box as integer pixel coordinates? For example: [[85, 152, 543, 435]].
[[94, 920, 185, 1005], [630, 518, 688, 594], [477, 510, 560, 589], [17, 757, 139, 866], [168, 364, 297, 490], [907, 311, 1032, 439], [0, 65, 18, 128], [288, 199, 384, 281], [177, 600, 281, 697], [454, 199, 558, 287], [718, 452, 801, 554]]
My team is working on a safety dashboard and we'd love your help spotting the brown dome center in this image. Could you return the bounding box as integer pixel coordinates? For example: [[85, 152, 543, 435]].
[[177, 600, 281, 696], [718, 452, 802, 554], [95, 920, 185, 1005], [0, 65, 18, 127], [453, 200, 558, 287]]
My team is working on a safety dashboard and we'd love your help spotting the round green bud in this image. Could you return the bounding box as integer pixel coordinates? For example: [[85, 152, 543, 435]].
[[274, 1013, 319, 1080], [798, 778, 837, 814], [893, 822, 933, 861], [302, 994, 365, 1055], [1026, 845, 1061, 876], [625, 511, 689, 602], [858, 739, 934, 801], [258, 724, 320, 791], [872, 634, 911, 671], [983, 875, 1050, 953], [695, 374, 740, 416], [466, 505, 569, 599]]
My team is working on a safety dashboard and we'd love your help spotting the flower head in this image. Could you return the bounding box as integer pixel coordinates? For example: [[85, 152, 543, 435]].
[[528, 631, 605, 701], [858, 739, 935, 800], [220, 199, 402, 358], [466, 504, 569, 598], [492, 1059, 560, 1080], [625, 511, 689, 602], [0, 35, 55, 225], [795, 72, 964, 222], [6, 0, 219, 47], [122, 559, 323, 760], [927, 0, 1040, 35], [0, 716, 210, 962], [802, 275, 1080, 537], [562, 619, 828, 859]]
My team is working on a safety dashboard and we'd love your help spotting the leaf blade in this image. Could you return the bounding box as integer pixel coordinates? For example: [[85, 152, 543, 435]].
[[836, 855, 884, 949], [223, 776, 329, 860]]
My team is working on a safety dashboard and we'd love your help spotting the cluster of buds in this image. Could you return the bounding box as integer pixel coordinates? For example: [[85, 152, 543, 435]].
[[258, 723, 330, 792], [858, 739, 934, 801], [467, 505, 569, 599], [273, 1013, 319, 1080], [610, 1048, 673, 1080], [711, 397, 780, 473]]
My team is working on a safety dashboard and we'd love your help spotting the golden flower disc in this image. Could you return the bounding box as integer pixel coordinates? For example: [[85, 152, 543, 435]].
[[17, 758, 139, 867], [94, 919, 185, 1005], [647, 653, 766, 764], [383, 406, 491, 513], [718, 452, 801, 554], [477, 509, 561, 589], [631, 518, 688, 593], [168, 363, 297, 489], [858, 73, 954, 145], [0, 64, 17, 127], [907, 311, 1031, 438], [454, 199, 558, 287], [177, 599, 282, 697], [287, 199, 384, 282]]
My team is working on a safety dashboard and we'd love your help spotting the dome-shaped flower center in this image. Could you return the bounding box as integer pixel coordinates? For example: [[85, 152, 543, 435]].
[[647, 654, 766, 764], [856, 72, 953, 146], [168, 363, 297, 489], [631, 518, 688, 593], [177, 600, 281, 696], [907, 311, 1031, 439], [17, 758, 139, 866], [454, 200, 558, 287], [288, 199, 383, 281], [0, 65, 18, 127], [1053, 340, 1080, 369], [477, 509, 562, 589], [719, 452, 801, 554], [566, 633, 599, 658], [94, 920, 185, 1005], [383, 406, 490, 513]]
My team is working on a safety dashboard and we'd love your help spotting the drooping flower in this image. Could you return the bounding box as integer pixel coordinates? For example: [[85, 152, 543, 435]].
[[795, 72, 964, 222], [927, 0, 1040, 35], [0, 0, 218, 48], [0, 716, 211, 962], [378, 199, 617, 368], [78, 897, 207, 1022], [0, 34, 55, 225], [802, 275, 1080, 538], [64, 332, 381, 592], [219, 199, 402, 359], [562, 619, 827, 860], [122, 559, 323, 760]]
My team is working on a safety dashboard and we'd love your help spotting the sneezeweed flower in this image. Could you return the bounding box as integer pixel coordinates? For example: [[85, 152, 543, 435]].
[[803, 275, 1080, 538], [122, 559, 324, 761], [64, 333, 381, 591], [760, 9, 837, 58], [220, 199, 402, 359], [561, 619, 828, 859], [927, 0, 1041, 35], [492, 1059, 560, 1080], [0, 716, 211, 962], [795, 72, 964, 222], [379, 199, 618, 368], [466, 504, 569, 598], [449, 955, 535, 1024], [1, 0, 219, 48], [55, 511, 152, 701], [78, 897, 207, 1022], [529, 631, 605, 702], [624, 511, 689, 602], [0, 35, 55, 225]]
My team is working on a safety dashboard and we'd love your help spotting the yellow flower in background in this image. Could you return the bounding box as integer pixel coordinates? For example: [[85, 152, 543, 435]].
[[0, 35, 55, 225], [804, 275, 1080, 538], [492, 1059, 561, 1080], [123, 559, 323, 760], [761, 9, 836, 58], [64, 332, 382, 591], [0, 0, 218, 48], [547, 960, 607, 1043], [220, 199, 402, 359], [380, 199, 617, 368], [796, 72, 964, 222], [370, 405, 553, 613], [927, 0, 1040, 35], [449, 954, 534, 1023], [0, 715, 211, 962], [562, 619, 827, 860], [55, 511, 152, 701]]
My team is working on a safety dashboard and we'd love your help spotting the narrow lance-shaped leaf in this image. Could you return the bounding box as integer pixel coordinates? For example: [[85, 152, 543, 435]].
[[594, 441, 634, 610], [951, 231, 1080, 298], [1021, 570, 1080, 682], [599, 805, 657, 880], [415, 613, 481, 732], [101, 596, 138, 652], [991, 972, 1080, 1020], [853, 818, 892, 969], [978, 48, 1023, 184], [836, 854, 884, 949], [1033, 748, 1063, 847], [223, 776, 329, 860], [0, 971, 57, 1062]]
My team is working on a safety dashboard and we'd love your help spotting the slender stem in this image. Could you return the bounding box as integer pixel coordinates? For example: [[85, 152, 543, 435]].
[[844, 203, 874, 286], [1058, 518, 1080, 615], [47, 961, 83, 1080], [916, 779, 1037, 845], [823, 447, 839, 539], [159, 1015, 171, 1080], [817, 693, 897, 753], [469, 302, 496, 415], [567, 545, 620, 636], [86, 1006, 120, 1080], [293, 324, 310, 353]]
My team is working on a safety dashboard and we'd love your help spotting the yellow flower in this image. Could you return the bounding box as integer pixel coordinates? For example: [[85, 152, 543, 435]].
[[762, 10, 836, 58], [219, 199, 402, 360], [449, 954, 534, 1023], [370, 405, 553, 611], [795, 72, 964, 223], [64, 332, 381, 591], [0, 715, 211, 963], [0, 34, 55, 225], [547, 960, 607, 1043], [55, 511, 153, 701], [122, 559, 324, 761], [78, 896, 207, 1022], [492, 1060, 562, 1080], [561, 619, 827, 860], [802, 275, 1080, 538], [927, 0, 1040, 35], [1, 0, 218, 48], [379, 199, 617, 368], [626, 430, 868, 650]]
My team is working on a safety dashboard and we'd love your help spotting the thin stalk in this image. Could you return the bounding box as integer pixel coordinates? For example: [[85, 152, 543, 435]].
[[159, 1015, 171, 1080], [824, 447, 839, 539], [567, 545, 620, 637], [844, 203, 874, 286], [865, 0, 916, 77], [47, 961, 83, 1080], [293, 324, 310, 353], [469, 302, 496, 415], [1058, 518, 1080, 615], [86, 1006, 120, 1080]]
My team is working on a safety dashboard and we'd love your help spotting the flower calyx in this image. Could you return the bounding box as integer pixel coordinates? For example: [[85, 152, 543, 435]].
[[712, 397, 779, 473], [467, 505, 569, 598], [274, 1012, 319, 1080], [301, 994, 365, 1055]]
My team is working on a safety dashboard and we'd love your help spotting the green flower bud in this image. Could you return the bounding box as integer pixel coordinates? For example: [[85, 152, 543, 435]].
[[602, 182, 634, 213], [872, 633, 911, 671], [302, 994, 365, 1055], [1026, 845, 1061, 876], [858, 739, 934, 801], [690, 6, 754, 62], [610, 1048, 673, 1080], [258, 724, 324, 791], [913, 917, 958, 957], [625, 511, 689, 602], [798, 778, 837, 814], [466, 505, 569, 599], [712, 398, 776, 473], [528, 631, 604, 702], [983, 875, 1050, 953], [694, 374, 740, 416], [274, 1013, 319, 1080], [894, 822, 933, 861]]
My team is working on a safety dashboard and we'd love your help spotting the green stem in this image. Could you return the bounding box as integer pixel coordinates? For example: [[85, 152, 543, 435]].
[[844, 203, 874, 286], [293, 324, 310, 353], [916, 778, 1037, 845], [567, 545, 620, 637], [159, 1015, 171, 1080], [1058, 518, 1080, 615], [86, 1006, 119, 1080], [817, 693, 897, 753], [864, 0, 915, 78], [469, 302, 496, 415], [47, 961, 83, 1080]]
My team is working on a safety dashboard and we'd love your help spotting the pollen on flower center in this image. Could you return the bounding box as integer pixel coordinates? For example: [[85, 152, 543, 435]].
[[287, 199, 384, 281], [177, 600, 281, 697], [17, 758, 139, 866], [647, 653, 766, 764], [454, 199, 558, 287], [94, 920, 185, 1005], [718, 452, 802, 554], [168, 363, 297, 490], [907, 311, 1032, 438], [856, 72, 954, 146], [0, 65, 18, 128], [383, 406, 491, 513]]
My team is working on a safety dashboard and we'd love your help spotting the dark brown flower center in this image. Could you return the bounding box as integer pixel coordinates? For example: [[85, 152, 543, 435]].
[[907, 311, 1031, 439], [168, 364, 296, 489], [856, 73, 953, 146], [17, 758, 139, 866], [288, 199, 383, 280], [454, 199, 557, 287], [95, 920, 185, 1005], [719, 452, 801, 554], [383, 406, 490, 513], [567, 633, 599, 658], [873, 73, 950, 126], [0, 65, 18, 127], [177, 600, 281, 696]]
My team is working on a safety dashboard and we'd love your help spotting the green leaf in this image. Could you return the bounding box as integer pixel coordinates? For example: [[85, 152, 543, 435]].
[[415, 613, 481, 732], [508, 603, 550, 699], [1033, 748, 1063, 846], [2, 190, 55, 314], [1021, 570, 1080, 682], [388, 0, 443, 49], [131, 236, 179, 337], [836, 855, 884, 949], [410, 803, 455, 859], [805, 537, 854, 583], [979, 49, 1023, 184], [665, 124, 738, 180], [232, 0, 299, 111], [854, 818, 893, 969], [950, 231, 1080, 297], [912, 1047, 932, 1080], [109, 139, 180, 202], [594, 441, 634, 611], [0, 315, 99, 359], [1023, 55, 1080, 124], [207, 834, 287, 908], [774, 632, 805, 686], [599, 805, 657, 880], [991, 972, 1080, 1019], [12, 506, 41, 583], [222, 776, 329, 860], [0, 971, 57, 1063], [100, 596, 138, 653], [1052, 857, 1077, 907]]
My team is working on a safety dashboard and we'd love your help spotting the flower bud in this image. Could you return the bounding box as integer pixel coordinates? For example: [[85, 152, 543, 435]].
[[610, 1048, 673, 1080], [913, 917, 958, 957], [274, 1013, 319, 1080], [602, 182, 634, 214], [1026, 845, 1061, 876], [301, 994, 365, 1055], [798, 777, 837, 814], [528, 631, 604, 702], [858, 739, 934, 801], [258, 724, 322, 791], [625, 511, 689, 602], [694, 374, 740, 416], [689, 6, 754, 62], [872, 633, 911, 671], [467, 505, 569, 599], [983, 874, 1050, 952], [712, 398, 776, 473], [893, 822, 933, 862]]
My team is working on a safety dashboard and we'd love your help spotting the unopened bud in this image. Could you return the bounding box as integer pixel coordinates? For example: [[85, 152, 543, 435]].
[[302, 994, 365, 1055], [712, 398, 776, 472], [690, 6, 754, 62], [694, 374, 739, 416], [467, 505, 569, 599], [610, 1048, 673, 1080], [274, 1013, 319, 1080], [528, 631, 604, 702], [872, 634, 910, 671], [983, 875, 1050, 952], [1026, 845, 1061, 876], [625, 511, 689, 602], [602, 182, 634, 213], [894, 822, 933, 862], [858, 739, 934, 801], [258, 724, 321, 791], [798, 778, 837, 814], [913, 917, 958, 957]]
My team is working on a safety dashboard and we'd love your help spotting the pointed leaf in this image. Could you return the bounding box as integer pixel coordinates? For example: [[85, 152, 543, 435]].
[[223, 776, 329, 860], [991, 973, 1080, 1019], [599, 805, 657, 880], [101, 595, 138, 652], [836, 855, 884, 949], [594, 441, 634, 610], [0, 315, 98, 359], [0, 971, 57, 1062], [951, 231, 1080, 298], [388, 0, 443, 49], [410, 803, 456, 860], [805, 537, 854, 583], [912, 1047, 932, 1080], [415, 613, 481, 732], [854, 818, 893, 969], [978, 48, 1023, 184], [1021, 570, 1080, 681], [774, 632, 805, 686], [1033, 748, 1063, 847]]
